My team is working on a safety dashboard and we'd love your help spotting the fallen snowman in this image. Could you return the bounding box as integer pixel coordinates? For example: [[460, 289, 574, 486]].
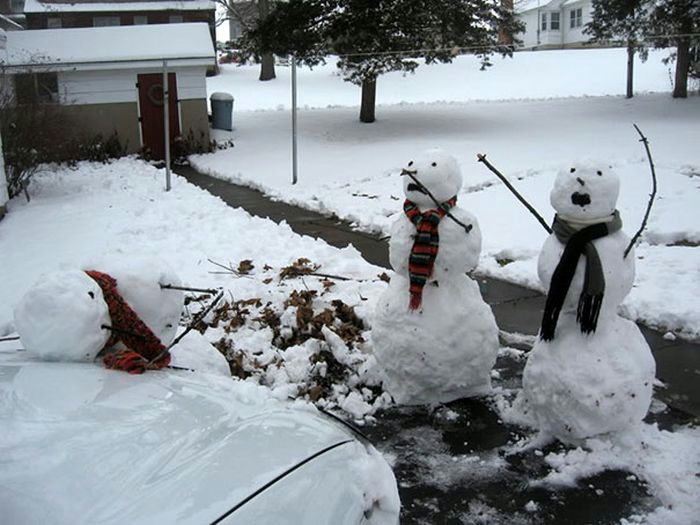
[[372, 148, 499, 405], [520, 162, 656, 442], [13, 258, 187, 373]]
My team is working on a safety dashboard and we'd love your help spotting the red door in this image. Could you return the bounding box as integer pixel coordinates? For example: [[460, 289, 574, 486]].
[[137, 73, 180, 160]]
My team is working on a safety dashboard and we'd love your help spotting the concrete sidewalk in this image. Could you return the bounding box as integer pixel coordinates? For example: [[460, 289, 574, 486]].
[[174, 165, 699, 417]]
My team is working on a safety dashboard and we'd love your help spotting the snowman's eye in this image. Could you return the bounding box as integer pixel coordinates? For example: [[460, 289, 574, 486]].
[[570, 167, 576, 173], [431, 162, 437, 167], [408, 161, 413, 167], [597, 170, 603, 176], [88, 291, 95, 299]]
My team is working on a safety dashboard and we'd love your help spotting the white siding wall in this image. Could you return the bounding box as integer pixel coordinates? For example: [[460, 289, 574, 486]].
[[58, 66, 208, 106], [519, 10, 540, 48]]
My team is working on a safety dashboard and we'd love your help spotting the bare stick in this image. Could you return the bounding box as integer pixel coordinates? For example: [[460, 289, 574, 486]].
[[0, 335, 21, 343], [207, 258, 253, 278], [624, 124, 658, 258], [476, 154, 552, 234], [160, 283, 219, 294], [400, 169, 473, 234], [147, 289, 225, 366]]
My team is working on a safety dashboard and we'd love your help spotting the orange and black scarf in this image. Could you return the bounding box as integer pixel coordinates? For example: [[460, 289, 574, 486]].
[[404, 196, 457, 310], [86, 270, 170, 374]]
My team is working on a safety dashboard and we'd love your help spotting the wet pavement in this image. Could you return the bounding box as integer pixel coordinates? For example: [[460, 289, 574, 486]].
[[175, 165, 699, 524]]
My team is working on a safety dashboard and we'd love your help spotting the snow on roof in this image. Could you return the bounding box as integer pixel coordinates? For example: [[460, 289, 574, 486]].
[[515, 0, 566, 13], [23, 0, 215, 14], [2, 23, 214, 69]]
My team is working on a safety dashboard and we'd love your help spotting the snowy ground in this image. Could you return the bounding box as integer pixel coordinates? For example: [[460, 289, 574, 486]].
[[194, 48, 700, 340], [1, 47, 699, 524]]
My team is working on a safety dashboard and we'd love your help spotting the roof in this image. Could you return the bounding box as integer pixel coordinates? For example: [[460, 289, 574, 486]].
[[23, 0, 215, 14], [515, 0, 567, 13], [1, 22, 214, 71]]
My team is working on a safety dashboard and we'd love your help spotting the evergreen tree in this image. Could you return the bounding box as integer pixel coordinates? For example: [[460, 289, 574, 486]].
[[646, 0, 699, 98], [243, 0, 522, 122], [584, 0, 651, 98]]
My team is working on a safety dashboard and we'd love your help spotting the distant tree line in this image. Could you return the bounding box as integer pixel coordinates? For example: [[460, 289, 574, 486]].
[[585, 0, 699, 98]]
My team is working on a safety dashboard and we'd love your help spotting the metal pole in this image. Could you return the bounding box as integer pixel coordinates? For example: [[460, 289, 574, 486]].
[[291, 55, 298, 185], [163, 60, 171, 192]]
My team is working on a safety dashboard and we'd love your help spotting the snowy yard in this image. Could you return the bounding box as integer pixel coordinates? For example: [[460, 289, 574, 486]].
[[1, 47, 699, 524]]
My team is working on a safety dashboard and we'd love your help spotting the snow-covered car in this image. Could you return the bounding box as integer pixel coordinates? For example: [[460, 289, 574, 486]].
[[0, 351, 400, 524]]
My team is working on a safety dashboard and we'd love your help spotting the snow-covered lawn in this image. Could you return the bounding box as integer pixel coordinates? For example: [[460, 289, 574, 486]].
[[193, 48, 700, 340]]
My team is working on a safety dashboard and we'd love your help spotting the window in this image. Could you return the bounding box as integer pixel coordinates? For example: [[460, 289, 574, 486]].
[[169, 15, 184, 23], [550, 12, 560, 31], [133, 15, 148, 25], [46, 17, 61, 28], [14, 73, 59, 104], [541, 12, 547, 31], [570, 8, 582, 28], [93, 16, 120, 27]]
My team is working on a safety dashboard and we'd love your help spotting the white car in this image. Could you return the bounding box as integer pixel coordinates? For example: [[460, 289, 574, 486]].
[[0, 351, 400, 524]]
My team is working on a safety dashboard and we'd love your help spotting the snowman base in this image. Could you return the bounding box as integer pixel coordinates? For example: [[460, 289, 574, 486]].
[[372, 274, 499, 406], [521, 314, 656, 442]]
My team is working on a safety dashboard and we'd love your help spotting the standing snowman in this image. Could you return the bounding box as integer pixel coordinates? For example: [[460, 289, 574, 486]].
[[521, 162, 656, 441], [372, 148, 499, 405]]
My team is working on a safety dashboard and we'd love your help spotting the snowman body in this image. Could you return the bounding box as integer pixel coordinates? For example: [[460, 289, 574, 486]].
[[522, 163, 656, 441], [372, 149, 498, 405]]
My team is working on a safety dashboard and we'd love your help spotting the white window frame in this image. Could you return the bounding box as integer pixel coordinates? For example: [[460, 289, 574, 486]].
[[541, 12, 547, 31], [570, 8, 582, 29], [550, 12, 560, 31], [169, 15, 184, 23], [133, 15, 148, 25], [46, 17, 62, 28]]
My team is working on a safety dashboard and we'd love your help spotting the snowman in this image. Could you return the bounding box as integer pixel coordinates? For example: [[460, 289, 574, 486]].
[[372, 148, 499, 405], [520, 162, 656, 442], [14, 258, 185, 373]]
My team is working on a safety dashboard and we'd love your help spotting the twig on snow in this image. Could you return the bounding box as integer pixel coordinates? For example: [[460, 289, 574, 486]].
[[624, 124, 658, 258], [160, 283, 219, 294], [476, 154, 552, 234]]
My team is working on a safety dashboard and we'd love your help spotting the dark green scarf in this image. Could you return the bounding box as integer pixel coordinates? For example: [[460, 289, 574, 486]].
[[540, 210, 622, 341]]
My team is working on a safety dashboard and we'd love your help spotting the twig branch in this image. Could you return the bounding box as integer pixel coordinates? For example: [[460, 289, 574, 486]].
[[400, 169, 473, 234], [625, 124, 658, 258], [207, 258, 253, 278], [0, 335, 21, 343], [160, 283, 219, 294], [147, 289, 225, 366], [476, 154, 552, 234]]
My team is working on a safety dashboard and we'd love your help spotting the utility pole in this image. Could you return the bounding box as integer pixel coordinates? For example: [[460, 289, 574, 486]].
[[163, 60, 171, 191]]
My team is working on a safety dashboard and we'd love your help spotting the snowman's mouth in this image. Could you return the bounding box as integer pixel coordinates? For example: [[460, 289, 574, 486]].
[[407, 183, 427, 194], [571, 192, 591, 207]]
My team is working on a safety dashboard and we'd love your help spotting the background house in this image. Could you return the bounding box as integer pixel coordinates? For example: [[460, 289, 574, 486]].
[[1, 22, 215, 159], [516, 0, 593, 50], [0, 0, 26, 30], [23, 0, 216, 45]]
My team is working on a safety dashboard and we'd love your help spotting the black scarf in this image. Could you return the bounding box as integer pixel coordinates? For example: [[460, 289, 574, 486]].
[[539, 211, 622, 341]]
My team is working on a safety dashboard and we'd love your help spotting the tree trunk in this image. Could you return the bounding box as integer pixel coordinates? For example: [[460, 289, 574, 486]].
[[257, 0, 276, 81], [360, 77, 377, 123], [673, 38, 690, 98], [626, 41, 634, 99], [259, 53, 276, 81]]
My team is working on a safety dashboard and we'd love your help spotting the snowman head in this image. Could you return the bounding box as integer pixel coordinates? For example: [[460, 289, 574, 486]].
[[550, 162, 620, 222], [402, 148, 463, 209]]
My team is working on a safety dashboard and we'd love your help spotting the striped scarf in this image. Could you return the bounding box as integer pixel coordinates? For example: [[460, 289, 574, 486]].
[[86, 270, 170, 374], [404, 196, 457, 310]]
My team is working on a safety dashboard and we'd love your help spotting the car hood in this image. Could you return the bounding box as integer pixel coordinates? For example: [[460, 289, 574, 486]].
[[0, 353, 396, 524]]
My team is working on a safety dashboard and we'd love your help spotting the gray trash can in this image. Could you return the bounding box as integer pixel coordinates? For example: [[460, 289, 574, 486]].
[[210, 92, 234, 131]]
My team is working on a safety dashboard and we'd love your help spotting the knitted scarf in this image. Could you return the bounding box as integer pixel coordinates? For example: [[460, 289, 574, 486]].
[[539, 210, 622, 341], [85, 270, 170, 374], [404, 196, 457, 310]]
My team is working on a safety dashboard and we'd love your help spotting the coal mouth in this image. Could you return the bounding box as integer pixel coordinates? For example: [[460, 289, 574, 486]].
[[407, 183, 427, 194], [571, 192, 591, 207]]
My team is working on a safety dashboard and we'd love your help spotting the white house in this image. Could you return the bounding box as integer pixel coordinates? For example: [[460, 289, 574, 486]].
[[516, 0, 593, 49], [0, 22, 214, 159]]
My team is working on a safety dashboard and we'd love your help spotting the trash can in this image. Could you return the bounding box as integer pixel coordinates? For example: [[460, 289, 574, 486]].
[[210, 92, 234, 131]]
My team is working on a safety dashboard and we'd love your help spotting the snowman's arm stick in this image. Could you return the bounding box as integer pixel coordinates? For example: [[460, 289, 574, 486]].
[[147, 289, 225, 366], [401, 170, 473, 234], [160, 283, 220, 295], [624, 124, 658, 259], [476, 154, 552, 234]]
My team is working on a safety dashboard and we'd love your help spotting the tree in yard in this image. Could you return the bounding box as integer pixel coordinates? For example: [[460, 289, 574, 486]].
[[244, 0, 523, 123], [646, 0, 699, 98], [584, 0, 651, 99], [217, 0, 277, 81]]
